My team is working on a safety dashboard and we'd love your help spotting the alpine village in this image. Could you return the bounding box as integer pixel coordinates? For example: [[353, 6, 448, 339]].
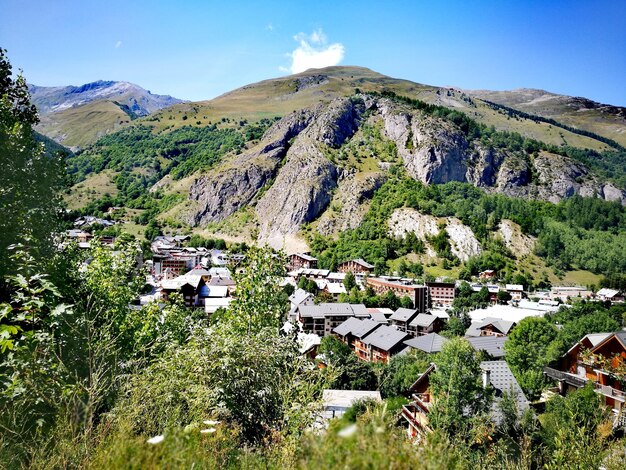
[[2, 4, 626, 468]]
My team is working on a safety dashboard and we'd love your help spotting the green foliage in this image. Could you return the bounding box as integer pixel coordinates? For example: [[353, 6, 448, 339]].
[[297, 276, 318, 295], [379, 351, 430, 398], [429, 338, 492, 439], [217, 246, 287, 334], [504, 317, 558, 399], [318, 336, 378, 391], [342, 271, 356, 291], [0, 48, 66, 282]]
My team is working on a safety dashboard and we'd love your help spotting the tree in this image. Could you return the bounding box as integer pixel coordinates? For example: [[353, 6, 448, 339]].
[[497, 290, 512, 304], [343, 271, 357, 291], [0, 48, 66, 283], [379, 351, 430, 398], [429, 338, 491, 439], [504, 317, 558, 399], [298, 276, 319, 295]]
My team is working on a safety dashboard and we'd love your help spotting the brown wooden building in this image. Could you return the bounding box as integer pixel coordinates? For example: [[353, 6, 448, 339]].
[[337, 258, 375, 274], [288, 253, 318, 271], [366, 277, 428, 312]]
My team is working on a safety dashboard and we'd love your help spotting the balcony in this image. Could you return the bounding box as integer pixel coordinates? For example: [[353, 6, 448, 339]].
[[544, 367, 626, 402]]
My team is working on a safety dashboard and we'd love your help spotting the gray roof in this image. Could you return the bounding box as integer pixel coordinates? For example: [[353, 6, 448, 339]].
[[351, 258, 375, 269], [480, 361, 530, 423], [333, 318, 381, 339], [390, 308, 418, 322], [333, 317, 364, 337], [409, 313, 439, 328], [362, 325, 409, 351], [292, 252, 317, 261], [289, 288, 314, 306], [298, 303, 354, 319], [368, 312, 389, 324], [404, 333, 448, 353], [350, 303, 370, 318], [467, 336, 507, 358], [466, 317, 516, 337]]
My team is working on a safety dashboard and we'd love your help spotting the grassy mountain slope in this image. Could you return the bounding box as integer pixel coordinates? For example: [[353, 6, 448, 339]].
[[146, 66, 613, 152], [36, 100, 136, 150], [31, 80, 183, 150], [467, 88, 626, 147]]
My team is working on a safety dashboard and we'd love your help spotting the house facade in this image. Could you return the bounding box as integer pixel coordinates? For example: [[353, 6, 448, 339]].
[[544, 332, 626, 411], [366, 278, 428, 312], [426, 282, 456, 307], [288, 253, 318, 271], [337, 259, 375, 274]]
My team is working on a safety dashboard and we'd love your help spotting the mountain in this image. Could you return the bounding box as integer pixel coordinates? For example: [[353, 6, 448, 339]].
[[466, 88, 626, 148], [29, 80, 184, 150], [64, 66, 626, 269]]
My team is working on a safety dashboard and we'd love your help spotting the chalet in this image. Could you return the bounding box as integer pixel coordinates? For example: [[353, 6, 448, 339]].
[[389, 308, 419, 333], [596, 288, 624, 303], [544, 332, 626, 412], [297, 303, 369, 336], [160, 267, 211, 307], [407, 314, 444, 337], [505, 284, 524, 301], [479, 270, 497, 281], [288, 253, 318, 271], [402, 361, 529, 440], [360, 325, 411, 363], [466, 317, 516, 337], [337, 258, 375, 274], [333, 318, 382, 360], [288, 288, 315, 320], [366, 278, 428, 312], [403, 333, 448, 354], [426, 282, 456, 307], [323, 282, 347, 299]]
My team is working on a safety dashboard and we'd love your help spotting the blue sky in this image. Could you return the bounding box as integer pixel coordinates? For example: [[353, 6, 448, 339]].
[[1, 0, 625, 105]]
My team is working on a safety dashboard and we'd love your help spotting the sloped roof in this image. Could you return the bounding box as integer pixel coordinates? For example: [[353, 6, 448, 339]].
[[466, 317, 515, 336], [409, 313, 439, 328], [361, 325, 409, 351], [368, 312, 389, 324], [298, 303, 354, 319], [292, 252, 317, 261], [333, 317, 364, 337], [505, 284, 524, 291], [404, 333, 448, 353], [481, 361, 530, 423], [597, 288, 621, 298], [390, 307, 418, 322], [322, 389, 381, 409], [289, 288, 314, 306], [467, 336, 507, 358]]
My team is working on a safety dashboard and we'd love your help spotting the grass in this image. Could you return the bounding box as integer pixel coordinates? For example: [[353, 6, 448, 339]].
[[64, 170, 119, 210], [36, 100, 133, 149]]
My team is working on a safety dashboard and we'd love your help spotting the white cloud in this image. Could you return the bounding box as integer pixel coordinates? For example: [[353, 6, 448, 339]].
[[283, 29, 344, 74], [115, 40, 122, 49]]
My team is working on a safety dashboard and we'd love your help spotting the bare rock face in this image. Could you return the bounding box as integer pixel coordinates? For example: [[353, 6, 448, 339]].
[[497, 220, 536, 256], [316, 171, 387, 236], [466, 145, 507, 187], [256, 139, 339, 248], [388, 208, 481, 261], [376, 98, 470, 184], [186, 107, 316, 226], [255, 97, 365, 248]]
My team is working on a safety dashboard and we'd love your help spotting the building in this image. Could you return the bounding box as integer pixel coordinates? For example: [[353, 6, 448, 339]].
[[550, 286, 593, 302], [479, 270, 497, 280], [403, 333, 448, 354], [466, 336, 507, 359], [389, 308, 419, 333], [333, 318, 382, 361], [471, 284, 500, 303], [426, 282, 456, 307], [360, 325, 411, 363], [297, 303, 370, 336], [366, 278, 428, 312], [407, 313, 444, 337], [544, 332, 626, 412], [288, 253, 318, 271], [337, 259, 375, 274], [505, 284, 524, 301], [321, 390, 382, 420], [402, 361, 529, 440], [465, 317, 516, 337], [596, 288, 624, 303], [288, 288, 315, 320]]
